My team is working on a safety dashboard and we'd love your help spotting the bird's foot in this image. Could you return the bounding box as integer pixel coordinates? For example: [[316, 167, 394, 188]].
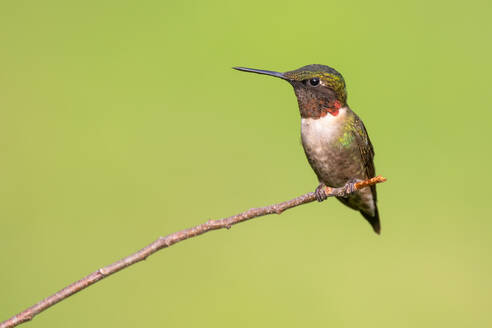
[[341, 179, 363, 197], [315, 184, 328, 202]]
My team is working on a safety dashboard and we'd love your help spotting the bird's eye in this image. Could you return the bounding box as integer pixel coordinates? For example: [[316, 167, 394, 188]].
[[309, 77, 320, 86]]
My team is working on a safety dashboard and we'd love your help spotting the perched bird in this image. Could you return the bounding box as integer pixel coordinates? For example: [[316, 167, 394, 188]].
[[234, 65, 380, 234]]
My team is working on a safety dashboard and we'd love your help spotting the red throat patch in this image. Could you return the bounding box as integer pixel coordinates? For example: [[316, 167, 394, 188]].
[[328, 100, 342, 116], [301, 98, 343, 119], [323, 100, 341, 117], [321, 108, 339, 117]]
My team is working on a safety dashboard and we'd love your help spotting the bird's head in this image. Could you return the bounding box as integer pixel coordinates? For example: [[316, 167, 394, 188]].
[[234, 64, 347, 118]]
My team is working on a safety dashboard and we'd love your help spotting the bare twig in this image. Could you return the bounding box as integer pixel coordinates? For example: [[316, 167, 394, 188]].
[[1, 176, 386, 328]]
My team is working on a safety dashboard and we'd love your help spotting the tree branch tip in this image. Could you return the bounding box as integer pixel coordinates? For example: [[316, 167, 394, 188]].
[[375, 175, 387, 182], [354, 175, 387, 190]]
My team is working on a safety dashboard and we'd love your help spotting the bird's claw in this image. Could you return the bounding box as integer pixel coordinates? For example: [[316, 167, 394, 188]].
[[315, 184, 328, 202], [342, 179, 362, 196]]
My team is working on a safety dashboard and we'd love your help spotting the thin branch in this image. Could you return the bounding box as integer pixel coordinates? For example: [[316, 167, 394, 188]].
[[1, 176, 386, 328]]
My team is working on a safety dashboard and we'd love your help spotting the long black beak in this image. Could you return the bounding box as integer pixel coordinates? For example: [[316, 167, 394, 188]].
[[233, 67, 288, 80]]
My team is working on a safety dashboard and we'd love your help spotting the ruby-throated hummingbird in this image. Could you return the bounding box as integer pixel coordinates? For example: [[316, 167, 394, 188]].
[[234, 64, 380, 234]]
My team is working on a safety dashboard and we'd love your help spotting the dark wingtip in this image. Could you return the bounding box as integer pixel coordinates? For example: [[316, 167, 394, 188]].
[[360, 207, 381, 235]]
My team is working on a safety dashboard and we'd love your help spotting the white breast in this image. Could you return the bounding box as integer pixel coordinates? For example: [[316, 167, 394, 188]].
[[301, 107, 347, 149]]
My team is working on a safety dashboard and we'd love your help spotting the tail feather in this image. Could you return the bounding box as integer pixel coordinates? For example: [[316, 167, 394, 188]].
[[361, 206, 381, 234]]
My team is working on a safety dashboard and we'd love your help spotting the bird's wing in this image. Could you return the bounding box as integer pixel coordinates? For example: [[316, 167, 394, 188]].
[[352, 115, 377, 200]]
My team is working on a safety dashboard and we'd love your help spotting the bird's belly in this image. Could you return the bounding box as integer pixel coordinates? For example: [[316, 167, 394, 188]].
[[301, 114, 364, 187]]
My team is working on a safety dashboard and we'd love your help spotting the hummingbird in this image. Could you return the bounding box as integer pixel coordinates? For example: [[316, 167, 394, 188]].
[[234, 64, 380, 234]]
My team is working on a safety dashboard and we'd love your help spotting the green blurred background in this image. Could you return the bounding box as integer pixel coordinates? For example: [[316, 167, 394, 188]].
[[1, 0, 491, 327]]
